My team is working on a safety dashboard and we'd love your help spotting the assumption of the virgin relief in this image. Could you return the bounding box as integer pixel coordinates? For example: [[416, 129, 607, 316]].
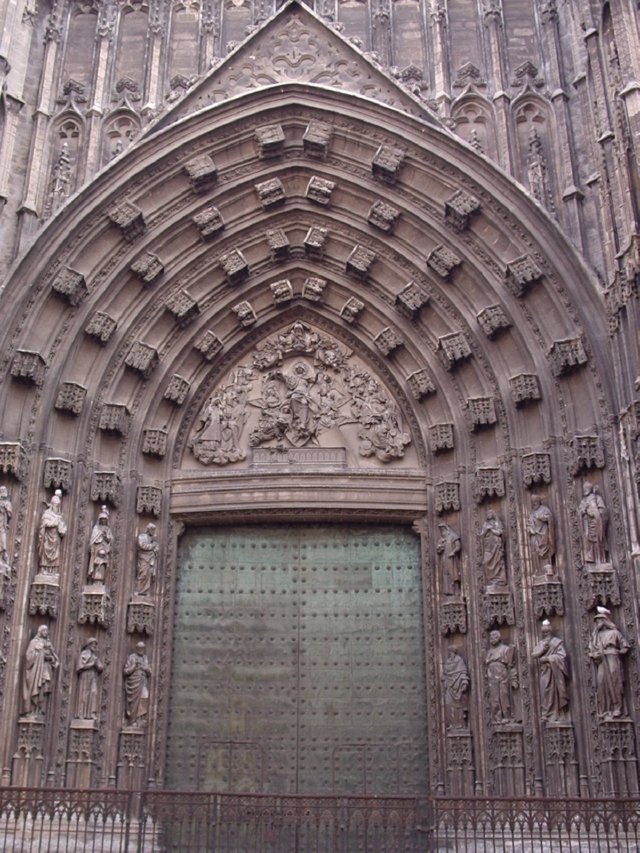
[[0, 0, 639, 813]]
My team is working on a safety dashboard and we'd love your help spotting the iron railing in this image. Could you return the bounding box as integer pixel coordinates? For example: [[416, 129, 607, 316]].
[[0, 788, 639, 851]]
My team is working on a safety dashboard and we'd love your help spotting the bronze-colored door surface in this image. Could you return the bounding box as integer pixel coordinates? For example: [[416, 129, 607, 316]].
[[166, 525, 428, 794]]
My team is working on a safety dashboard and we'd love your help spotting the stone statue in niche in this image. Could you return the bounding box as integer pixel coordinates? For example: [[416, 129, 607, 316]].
[[190, 322, 411, 465], [443, 645, 470, 729], [481, 511, 507, 588], [527, 495, 556, 578], [87, 506, 113, 584], [0, 485, 13, 574], [75, 638, 103, 720], [124, 641, 151, 728], [589, 607, 630, 719], [38, 489, 67, 574], [485, 629, 518, 723], [189, 368, 253, 465], [532, 620, 570, 723], [437, 522, 462, 595], [578, 481, 609, 566], [134, 523, 159, 596], [20, 625, 59, 717]]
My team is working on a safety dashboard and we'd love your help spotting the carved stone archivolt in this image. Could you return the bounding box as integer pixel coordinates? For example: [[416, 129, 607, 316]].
[[189, 322, 413, 466]]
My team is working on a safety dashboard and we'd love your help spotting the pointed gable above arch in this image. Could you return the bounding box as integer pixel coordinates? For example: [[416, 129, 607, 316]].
[[146, 0, 440, 135]]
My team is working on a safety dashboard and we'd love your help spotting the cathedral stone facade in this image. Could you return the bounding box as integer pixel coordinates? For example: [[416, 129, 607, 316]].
[[0, 0, 639, 804]]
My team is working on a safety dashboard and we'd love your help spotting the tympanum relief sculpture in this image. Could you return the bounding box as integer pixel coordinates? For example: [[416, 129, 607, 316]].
[[189, 322, 412, 466]]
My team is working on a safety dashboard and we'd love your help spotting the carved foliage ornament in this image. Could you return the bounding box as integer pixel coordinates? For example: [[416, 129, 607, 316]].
[[189, 322, 411, 466]]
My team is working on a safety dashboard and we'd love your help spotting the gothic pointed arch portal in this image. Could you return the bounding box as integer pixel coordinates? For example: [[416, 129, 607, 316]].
[[0, 61, 635, 798]]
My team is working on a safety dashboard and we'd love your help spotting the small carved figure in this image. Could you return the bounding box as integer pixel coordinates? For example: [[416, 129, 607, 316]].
[[134, 523, 159, 596], [481, 511, 507, 588], [578, 481, 609, 565], [436, 522, 462, 595], [532, 620, 570, 723], [88, 506, 113, 583], [443, 646, 470, 729], [124, 641, 151, 727], [485, 629, 517, 723], [20, 625, 59, 717], [527, 495, 556, 577], [75, 638, 103, 720], [37, 489, 67, 574], [589, 607, 630, 719], [0, 486, 13, 572]]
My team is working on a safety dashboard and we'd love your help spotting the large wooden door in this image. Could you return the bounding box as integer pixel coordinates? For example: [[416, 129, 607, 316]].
[[166, 525, 428, 794]]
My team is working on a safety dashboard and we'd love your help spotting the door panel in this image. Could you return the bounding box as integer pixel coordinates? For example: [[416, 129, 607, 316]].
[[166, 525, 428, 795]]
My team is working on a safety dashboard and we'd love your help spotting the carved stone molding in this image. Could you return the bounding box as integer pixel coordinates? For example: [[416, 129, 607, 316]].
[[270, 279, 294, 304], [371, 143, 405, 182], [522, 452, 552, 488], [427, 245, 461, 279], [440, 598, 467, 634], [509, 373, 541, 406], [505, 255, 543, 297], [136, 486, 162, 516], [266, 228, 290, 260], [43, 458, 73, 492], [130, 252, 164, 285], [585, 565, 621, 609], [98, 404, 130, 436], [51, 268, 87, 306], [164, 374, 190, 405], [193, 205, 225, 240], [532, 578, 564, 618], [194, 330, 223, 361], [304, 226, 327, 258], [10, 350, 46, 385], [255, 177, 286, 208], [340, 296, 364, 323], [303, 120, 333, 158], [407, 369, 436, 400], [549, 337, 587, 376], [108, 200, 145, 241], [254, 123, 285, 157], [85, 312, 117, 345], [477, 305, 511, 338], [13, 718, 44, 786], [438, 333, 472, 370], [117, 729, 146, 788], [444, 189, 481, 232], [0, 442, 27, 480], [67, 722, 97, 788], [346, 245, 376, 279], [302, 276, 326, 302], [184, 153, 218, 192], [142, 429, 168, 458], [429, 423, 454, 452], [306, 176, 335, 205], [490, 729, 525, 795], [232, 300, 257, 327], [568, 434, 605, 475], [395, 281, 429, 319], [483, 590, 515, 627], [127, 597, 155, 635], [367, 200, 400, 232], [29, 574, 60, 618], [55, 382, 87, 416], [78, 584, 111, 627], [219, 249, 249, 284], [374, 327, 403, 356], [165, 290, 199, 327], [435, 481, 460, 514], [124, 341, 159, 379], [598, 719, 638, 795], [473, 467, 505, 503]]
